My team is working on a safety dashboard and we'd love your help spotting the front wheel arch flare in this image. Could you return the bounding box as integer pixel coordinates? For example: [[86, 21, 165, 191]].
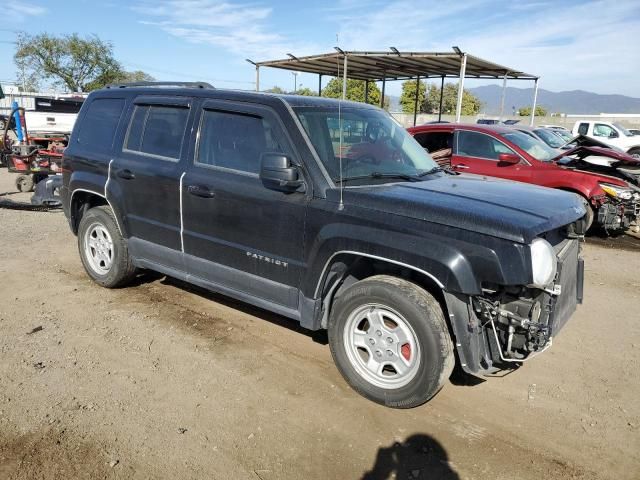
[[317, 254, 450, 331]]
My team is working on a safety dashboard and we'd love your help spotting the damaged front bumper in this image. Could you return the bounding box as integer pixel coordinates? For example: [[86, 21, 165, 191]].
[[445, 238, 583, 376], [597, 198, 639, 232]]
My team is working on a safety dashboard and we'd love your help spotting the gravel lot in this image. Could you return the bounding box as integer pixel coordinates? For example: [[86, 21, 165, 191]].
[[0, 169, 638, 480]]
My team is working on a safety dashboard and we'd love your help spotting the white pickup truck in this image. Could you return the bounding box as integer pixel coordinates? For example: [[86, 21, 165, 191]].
[[572, 121, 640, 157]]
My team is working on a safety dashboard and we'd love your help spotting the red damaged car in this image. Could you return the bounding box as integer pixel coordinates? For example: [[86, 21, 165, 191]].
[[408, 124, 640, 232]]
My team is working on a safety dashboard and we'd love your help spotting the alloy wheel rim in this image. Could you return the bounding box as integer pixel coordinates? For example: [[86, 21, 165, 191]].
[[343, 303, 421, 389], [84, 223, 114, 275]]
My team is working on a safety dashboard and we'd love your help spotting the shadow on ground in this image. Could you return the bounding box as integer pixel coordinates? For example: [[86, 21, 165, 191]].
[[362, 434, 459, 480]]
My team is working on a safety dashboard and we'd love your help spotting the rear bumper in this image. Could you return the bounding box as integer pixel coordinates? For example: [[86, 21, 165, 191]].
[[31, 175, 62, 207]]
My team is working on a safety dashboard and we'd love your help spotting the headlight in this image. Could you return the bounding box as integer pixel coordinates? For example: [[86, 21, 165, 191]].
[[600, 182, 633, 200], [530, 238, 557, 288]]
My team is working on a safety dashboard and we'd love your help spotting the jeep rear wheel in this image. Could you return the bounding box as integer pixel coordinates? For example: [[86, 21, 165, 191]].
[[328, 275, 454, 408], [77, 206, 136, 288]]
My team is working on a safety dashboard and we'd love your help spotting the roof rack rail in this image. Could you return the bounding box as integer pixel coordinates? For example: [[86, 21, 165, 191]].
[[104, 81, 214, 89]]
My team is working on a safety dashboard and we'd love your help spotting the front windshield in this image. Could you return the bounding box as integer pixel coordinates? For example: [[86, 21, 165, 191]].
[[533, 128, 566, 148], [613, 122, 634, 137], [502, 131, 558, 161], [294, 106, 437, 183], [553, 129, 574, 142]]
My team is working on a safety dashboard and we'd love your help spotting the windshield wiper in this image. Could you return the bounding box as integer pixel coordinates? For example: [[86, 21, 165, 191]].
[[416, 166, 443, 177], [333, 172, 421, 184]]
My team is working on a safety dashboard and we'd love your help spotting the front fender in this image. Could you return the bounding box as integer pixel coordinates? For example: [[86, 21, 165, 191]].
[[302, 221, 530, 299]]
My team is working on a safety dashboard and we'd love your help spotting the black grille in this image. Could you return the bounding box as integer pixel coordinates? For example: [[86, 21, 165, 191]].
[[550, 239, 581, 335]]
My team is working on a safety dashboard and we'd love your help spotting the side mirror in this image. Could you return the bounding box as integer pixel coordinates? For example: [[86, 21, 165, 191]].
[[609, 131, 619, 138], [497, 153, 520, 165], [260, 153, 304, 192]]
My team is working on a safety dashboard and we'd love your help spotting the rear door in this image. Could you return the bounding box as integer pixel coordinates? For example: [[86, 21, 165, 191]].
[[181, 99, 308, 311], [452, 129, 532, 183], [110, 95, 194, 266]]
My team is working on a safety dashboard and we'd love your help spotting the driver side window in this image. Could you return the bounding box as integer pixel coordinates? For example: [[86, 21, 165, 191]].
[[456, 131, 516, 161]]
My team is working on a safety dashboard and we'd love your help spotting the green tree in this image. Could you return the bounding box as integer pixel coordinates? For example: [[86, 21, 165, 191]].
[[321, 78, 387, 108], [517, 105, 548, 116], [295, 87, 316, 96], [400, 79, 426, 114], [84, 69, 155, 91], [423, 84, 441, 113], [119, 70, 155, 83], [14, 32, 124, 92], [264, 86, 285, 94], [420, 82, 482, 115]]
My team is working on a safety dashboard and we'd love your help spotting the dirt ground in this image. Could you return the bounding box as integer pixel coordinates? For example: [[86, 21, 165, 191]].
[[0, 169, 638, 480]]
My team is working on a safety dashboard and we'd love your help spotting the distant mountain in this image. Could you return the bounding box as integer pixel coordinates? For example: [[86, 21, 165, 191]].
[[469, 85, 640, 115]]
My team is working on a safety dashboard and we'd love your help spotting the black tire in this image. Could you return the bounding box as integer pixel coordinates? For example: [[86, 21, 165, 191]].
[[628, 148, 640, 159], [328, 275, 454, 408], [77, 205, 137, 288], [580, 196, 594, 232], [16, 174, 34, 192]]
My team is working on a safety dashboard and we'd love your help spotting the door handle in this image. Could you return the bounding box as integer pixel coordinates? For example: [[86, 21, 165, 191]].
[[117, 169, 136, 180], [455, 164, 470, 170], [187, 185, 216, 198]]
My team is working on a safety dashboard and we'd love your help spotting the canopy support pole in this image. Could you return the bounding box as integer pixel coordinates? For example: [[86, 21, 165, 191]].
[[255, 65, 260, 92], [364, 80, 369, 104], [455, 54, 467, 123], [318, 74, 322, 95], [342, 55, 348, 100], [499, 72, 508, 121], [413, 76, 420, 126], [438, 75, 445, 122], [530, 78, 539, 126], [380, 75, 386, 108]]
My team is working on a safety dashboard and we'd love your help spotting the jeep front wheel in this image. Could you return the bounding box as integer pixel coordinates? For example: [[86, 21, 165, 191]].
[[328, 275, 454, 408]]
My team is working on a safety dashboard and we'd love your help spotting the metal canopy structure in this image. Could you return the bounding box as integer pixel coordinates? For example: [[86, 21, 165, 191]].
[[249, 48, 541, 126]]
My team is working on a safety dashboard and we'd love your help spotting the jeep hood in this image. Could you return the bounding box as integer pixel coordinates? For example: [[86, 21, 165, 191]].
[[342, 174, 585, 244]]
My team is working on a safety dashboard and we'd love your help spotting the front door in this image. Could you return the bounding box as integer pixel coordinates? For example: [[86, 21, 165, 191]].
[[181, 100, 308, 310], [452, 129, 532, 183]]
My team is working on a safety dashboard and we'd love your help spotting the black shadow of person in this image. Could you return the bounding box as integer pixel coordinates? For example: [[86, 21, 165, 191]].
[[362, 434, 459, 480]]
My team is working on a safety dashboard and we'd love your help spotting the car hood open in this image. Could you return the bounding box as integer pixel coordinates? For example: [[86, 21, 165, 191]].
[[554, 135, 640, 165], [553, 135, 640, 187], [342, 173, 585, 244]]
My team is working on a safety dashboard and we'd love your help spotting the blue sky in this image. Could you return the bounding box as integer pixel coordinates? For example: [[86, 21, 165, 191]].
[[2, 0, 639, 98]]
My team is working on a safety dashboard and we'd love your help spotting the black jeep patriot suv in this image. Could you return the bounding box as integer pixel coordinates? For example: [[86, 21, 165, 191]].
[[62, 82, 585, 408]]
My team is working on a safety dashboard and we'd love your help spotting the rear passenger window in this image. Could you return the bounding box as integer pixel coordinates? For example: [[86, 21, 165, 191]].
[[77, 98, 125, 152], [196, 110, 287, 174], [125, 104, 189, 160]]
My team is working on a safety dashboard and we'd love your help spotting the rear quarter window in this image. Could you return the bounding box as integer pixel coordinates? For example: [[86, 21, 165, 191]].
[[413, 131, 453, 153], [76, 98, 125, 152], [578, 123, 589, 135]]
